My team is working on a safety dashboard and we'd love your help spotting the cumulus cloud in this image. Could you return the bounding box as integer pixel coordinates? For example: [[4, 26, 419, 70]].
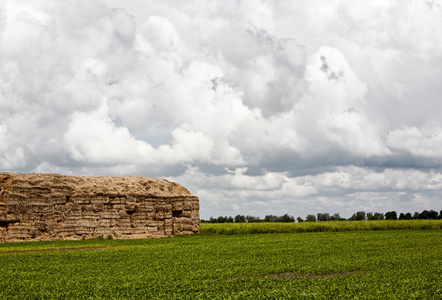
[[1, 0, 441, 218], [386, 126, 442, 159]]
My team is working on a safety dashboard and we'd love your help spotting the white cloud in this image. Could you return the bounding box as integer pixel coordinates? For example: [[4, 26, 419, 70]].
[[64, 105, 148, 164], [159, 128, 215, 164], [137, 16, 182, 64], [386, 126, 442, 159]]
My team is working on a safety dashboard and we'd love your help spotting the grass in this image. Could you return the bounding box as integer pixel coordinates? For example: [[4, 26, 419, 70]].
[[0, 221, 441, 299]]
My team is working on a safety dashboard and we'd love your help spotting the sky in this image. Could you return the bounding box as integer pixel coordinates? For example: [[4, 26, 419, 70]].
[[1, 0, 442, 219]]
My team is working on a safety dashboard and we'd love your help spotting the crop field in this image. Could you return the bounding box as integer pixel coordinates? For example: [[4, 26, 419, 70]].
[[0, 221, 441, 299], [200, 219, 442, 235]]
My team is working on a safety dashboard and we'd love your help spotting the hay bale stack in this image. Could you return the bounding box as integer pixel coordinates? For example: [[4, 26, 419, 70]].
[[0, 172, 199, 242]]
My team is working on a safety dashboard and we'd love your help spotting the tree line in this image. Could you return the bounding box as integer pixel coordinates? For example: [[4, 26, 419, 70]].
[[201, 209, 442, 223]]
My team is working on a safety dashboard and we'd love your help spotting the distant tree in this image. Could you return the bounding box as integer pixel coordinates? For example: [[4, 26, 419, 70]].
[[246, 215, 262, 223], [217, 216, 232, 223], [419, 210, 430, 219], [367, 212, 384, 221], [404, 213, 413, 220], [330, 213, 343, 221], [373, 212, 384, 220], [439, 210, 442, 220], [428, 210, 438, 219], [398, 213, 405, 220], [264, 215, 279, 222], [305, 214, 316, 222], [413, 212, 420, 219], [317, 213, 330, 222], [297, 217, 304, 223], [209, 217, 217, 223], [234, 215, 246, 223], [385, 211, 397, 220], [350, 211, 366, 221], [418, 210, 438, 219], [280, 214, 295, 222]]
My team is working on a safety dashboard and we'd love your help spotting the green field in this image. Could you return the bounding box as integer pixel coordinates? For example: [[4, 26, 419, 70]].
[[0, 222, 441, 299]]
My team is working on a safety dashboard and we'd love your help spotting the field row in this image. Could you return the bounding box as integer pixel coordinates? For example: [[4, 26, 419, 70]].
[[199, 219, 442, 235]]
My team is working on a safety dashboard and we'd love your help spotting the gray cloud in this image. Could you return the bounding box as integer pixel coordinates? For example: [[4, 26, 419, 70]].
[[1, 0, 441, 218]]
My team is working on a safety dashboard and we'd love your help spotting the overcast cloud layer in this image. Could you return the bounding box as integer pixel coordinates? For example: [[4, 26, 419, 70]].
[[1, 0, 442, 219]]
